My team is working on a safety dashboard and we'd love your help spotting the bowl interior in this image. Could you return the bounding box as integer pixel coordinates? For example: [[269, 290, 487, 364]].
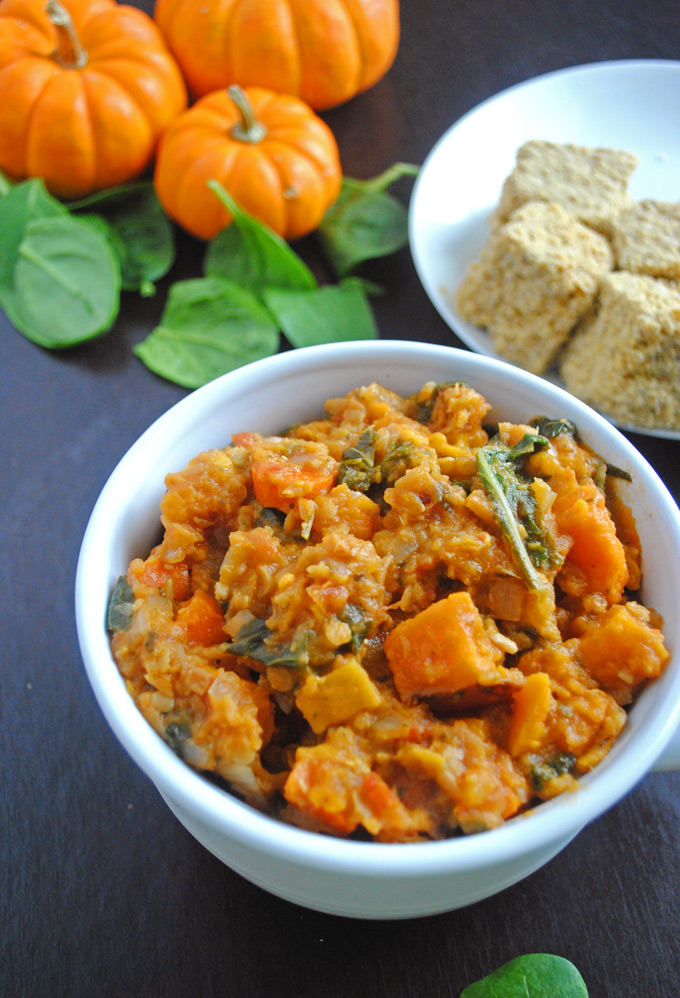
[[75, 340, 680, 873]]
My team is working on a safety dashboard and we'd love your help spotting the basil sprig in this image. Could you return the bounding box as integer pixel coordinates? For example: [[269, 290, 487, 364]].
[[2, 160, 417, 385], [225, 617, 311, 672]]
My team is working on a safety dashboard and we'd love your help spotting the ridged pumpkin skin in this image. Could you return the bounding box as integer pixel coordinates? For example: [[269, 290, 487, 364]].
[[0, 0, 187, 199], [154, 87, 342, 241], [153, 0, 400, 111]]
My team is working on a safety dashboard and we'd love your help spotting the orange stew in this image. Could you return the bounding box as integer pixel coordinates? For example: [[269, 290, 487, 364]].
[[109, 381, 669, 841]]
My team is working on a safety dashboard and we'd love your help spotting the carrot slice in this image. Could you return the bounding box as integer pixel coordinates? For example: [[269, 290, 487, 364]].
[[176, 589, 225, 646], [250, 454, 338, 512], [134, 555, 192, 601]]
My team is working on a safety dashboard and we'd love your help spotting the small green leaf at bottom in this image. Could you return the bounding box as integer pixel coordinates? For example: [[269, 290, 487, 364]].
[[460, 954, 588, 998], [134, 276, 280, 388], [263, 280, 378, 349]]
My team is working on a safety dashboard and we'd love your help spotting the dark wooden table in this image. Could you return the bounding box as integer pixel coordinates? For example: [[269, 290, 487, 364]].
[[4, 1, 680, 995]]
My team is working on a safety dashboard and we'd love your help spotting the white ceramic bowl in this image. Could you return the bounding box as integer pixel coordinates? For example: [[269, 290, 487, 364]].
[[75, 341, 680, 919]]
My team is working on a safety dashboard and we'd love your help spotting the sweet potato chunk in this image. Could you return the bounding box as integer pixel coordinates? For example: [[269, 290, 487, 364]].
[[296, 659, 382, 734], [311, 484, 381, 540], [578, 602, 669, 704], [284, 728, 421, 838], [551, 469, 629, 602], [176, 589, 225, 646], [383, 591, 522, 703], [507, 672, 552, 757]]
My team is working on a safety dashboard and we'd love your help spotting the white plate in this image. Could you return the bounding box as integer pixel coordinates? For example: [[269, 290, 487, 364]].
[[409, 59, 680, 440]]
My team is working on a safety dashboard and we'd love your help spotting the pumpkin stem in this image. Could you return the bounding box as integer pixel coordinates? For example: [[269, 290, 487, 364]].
[[46, 0, 88, 70], [228, 85, 267, 144]]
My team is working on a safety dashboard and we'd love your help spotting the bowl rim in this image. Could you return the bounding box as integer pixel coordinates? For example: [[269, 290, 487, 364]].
[[75, 339, 680, 877]]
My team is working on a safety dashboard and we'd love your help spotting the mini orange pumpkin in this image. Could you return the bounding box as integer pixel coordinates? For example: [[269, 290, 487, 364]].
[[154, 85, 342, 241], [0, 0, 187, 199], [153, 0, 400, 111]]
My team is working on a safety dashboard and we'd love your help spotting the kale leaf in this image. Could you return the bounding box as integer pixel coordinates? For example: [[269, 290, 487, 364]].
[[476, 433, 555, 593], [107, 576, 135, 631], [226, 617, 310, 671], [338, 428, 377, 492]]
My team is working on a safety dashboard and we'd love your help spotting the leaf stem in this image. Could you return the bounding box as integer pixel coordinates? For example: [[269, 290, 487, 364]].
[[359, 162, 420, 193]]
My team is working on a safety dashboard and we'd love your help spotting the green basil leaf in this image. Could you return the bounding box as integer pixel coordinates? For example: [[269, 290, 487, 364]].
[[76, 211, 128, 262], [460, 954, 588, 998], [317, 163, 420, 277], [263, 280, 378, 349], [7, 214, 121, 348], [73, 183, 175, 296], [341, 602, 374, 651], [204, 180, 317, 296], [529, 752, 577, 792], [0, 178, 67, 291], [134, 276, 280, 389]]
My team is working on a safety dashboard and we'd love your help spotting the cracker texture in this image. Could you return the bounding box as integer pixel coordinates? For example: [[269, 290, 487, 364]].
[[560, 272, 680, 430], [456, 200, 613, 374], [496, 140, 637, 235], [611, 199, 680, 280]]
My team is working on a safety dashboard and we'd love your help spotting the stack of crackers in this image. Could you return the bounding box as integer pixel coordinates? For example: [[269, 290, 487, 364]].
[[456, 140, 680, 430]]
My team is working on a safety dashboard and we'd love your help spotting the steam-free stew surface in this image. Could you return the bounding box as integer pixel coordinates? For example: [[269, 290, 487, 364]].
[[109, 380, 668, 840]]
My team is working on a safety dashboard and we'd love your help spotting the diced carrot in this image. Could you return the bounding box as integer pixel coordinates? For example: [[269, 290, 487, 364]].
[[176, 589, 225, 646], [133, 555, 192, 601], [507, 672, 552, 757], [550, 469, 628, 602], [383, 591, 519, 702], [250, 453, 338, 512]]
